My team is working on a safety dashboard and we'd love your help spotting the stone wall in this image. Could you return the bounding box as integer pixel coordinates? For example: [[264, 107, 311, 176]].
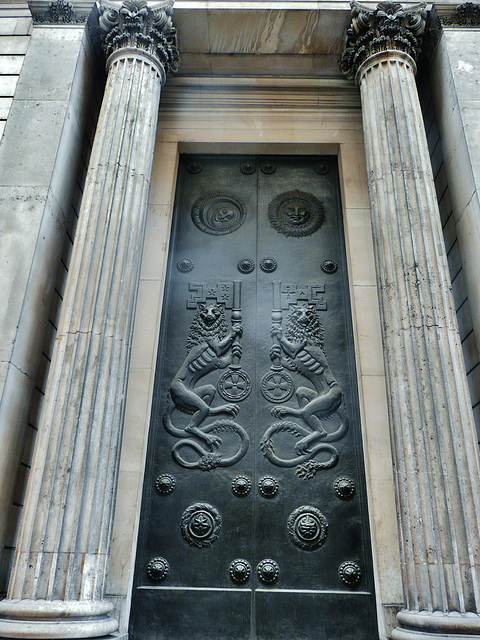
[[0, 18, 102, 594], [419, 74, 480, 442], [0, 1, 31, 142]]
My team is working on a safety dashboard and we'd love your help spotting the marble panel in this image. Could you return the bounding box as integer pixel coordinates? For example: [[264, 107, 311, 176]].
[[343, 207, 376, 286], [0, 76, 18, 96], [0, 97, 12, 119], [148, 142, 179, 205], [360, 375, 393, 483], [0, 185, 50, 362], [0, 35, 30, 54], [429, 34, 459, 128], [443, 30, 480, 104], [0, 55, 23, 75], [0, 100, 67, 187], [15, 27, 83, 102], [13, 17, 31, 35], [130, 279, 164, 371], [121, 368, 152, 474], [351, 285, 384, 377], [339, 142, 369, 209], [140, 204, 173, 281], [107, 469, 143, 596]]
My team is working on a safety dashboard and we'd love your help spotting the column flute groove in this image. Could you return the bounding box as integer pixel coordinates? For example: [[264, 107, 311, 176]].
[[342, 2, 480, 638], [0, 1, 179, 637]]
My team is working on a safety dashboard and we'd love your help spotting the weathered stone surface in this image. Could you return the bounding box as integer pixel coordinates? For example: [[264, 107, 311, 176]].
[[0, 2, 177, 637], [342, 3, 480, 639]]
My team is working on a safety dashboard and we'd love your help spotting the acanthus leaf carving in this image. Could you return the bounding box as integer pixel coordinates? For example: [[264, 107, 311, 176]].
[[340, 1, 427, 80], [97, 0, 180, 75]]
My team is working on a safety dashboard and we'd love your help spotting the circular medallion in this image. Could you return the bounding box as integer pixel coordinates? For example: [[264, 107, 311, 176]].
[[191, 192, 246, 236], [147, 557, 169, 582], [260, 257, 277, 273], [321, 259, 338, 274], [287, 505, 328, 550], [218, 368, 252, 402], [231, 475, 252, 497], [187, 162, 202, 174], [237, 258, 255, 274], [258, 475, 279, 498], [338, 561, 362, 587], [155, 473, 176, 495], [334, 476, 356, 500], [177, 258, 194, 273], [181, 503, 222, 548], [260, 369, 295, 403], [229, 558, 251, 584], [241, 162, 255, 175], [314, 163, 329, 175], [257, 559, 280, 584], [261, 162, 276, 175], [268, 190, 324, 238]]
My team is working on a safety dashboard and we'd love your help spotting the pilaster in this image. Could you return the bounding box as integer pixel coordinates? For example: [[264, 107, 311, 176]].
[[342, 3, 480, 639], [0, 1, 178, 637]]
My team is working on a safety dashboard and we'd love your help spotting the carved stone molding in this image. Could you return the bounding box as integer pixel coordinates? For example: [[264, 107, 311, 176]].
[[440, 2, 480, 26], [30, 0, 88, 24], [97, 0, 179, 75], [340, 1, 427, 80]]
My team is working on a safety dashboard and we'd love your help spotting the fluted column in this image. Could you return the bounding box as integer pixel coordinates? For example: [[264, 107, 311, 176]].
[[0, 1, 179, 637], [342, 3, 480, 639]]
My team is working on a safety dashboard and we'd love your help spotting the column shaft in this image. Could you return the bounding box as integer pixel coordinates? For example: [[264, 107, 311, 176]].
[[0, 0, 178, 635], [342, 3, 480, 638], [361, 50, 480, 616]]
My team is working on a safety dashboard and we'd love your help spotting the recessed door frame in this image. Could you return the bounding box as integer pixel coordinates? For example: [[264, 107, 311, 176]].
[[106, 108, 402, 640]]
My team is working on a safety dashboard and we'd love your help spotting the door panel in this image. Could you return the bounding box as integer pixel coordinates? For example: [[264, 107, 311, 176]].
[[129, 155, 378, 640]]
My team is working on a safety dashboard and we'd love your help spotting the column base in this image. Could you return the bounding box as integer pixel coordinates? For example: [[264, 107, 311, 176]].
[[0, 599, 118, 639], [392, 610, 480, 640]]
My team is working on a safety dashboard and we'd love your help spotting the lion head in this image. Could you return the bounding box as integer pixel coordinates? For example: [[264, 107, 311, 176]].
[[186, 303, 229, 351], [284, 304, 325, 349]]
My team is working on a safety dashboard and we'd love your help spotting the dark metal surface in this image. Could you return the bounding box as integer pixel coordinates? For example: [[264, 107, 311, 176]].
[[129, 155, 379, 640]]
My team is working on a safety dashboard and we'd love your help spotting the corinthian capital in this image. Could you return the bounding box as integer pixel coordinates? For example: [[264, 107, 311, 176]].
[[97, 0, 180, 75], [340, 1, 427, 79]]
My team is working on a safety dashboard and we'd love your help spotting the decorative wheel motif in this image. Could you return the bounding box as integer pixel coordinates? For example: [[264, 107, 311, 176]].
[[258, 475, 279, 498], [237, 258, 255, 274], [147, 557, 169, 581], [287, 505, 328, 550], [229, 559, 251, 583], [268, 190, 324, 238], [334, 476, 356, 500], [231, 475, 252, 497], [218, 368, 252, 401], [177, 258, 194, 273], [191, 192, 246, 235], [314, 163, 329, 175], [180, 503, 222, 548], [260, 257, 277, 273], [261, 162, 276, 175], [187, 162, 202, 174], [155, 473, 176, 495], [257, 559, 279, 584], [260, 369, 295, 403], [338, 561, 362, 587], [321, 259, 338, 274], [241, 162, 255, 175]]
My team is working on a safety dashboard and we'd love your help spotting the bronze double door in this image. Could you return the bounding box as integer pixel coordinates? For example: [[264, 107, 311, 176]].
[[129, 155, 378, 640]]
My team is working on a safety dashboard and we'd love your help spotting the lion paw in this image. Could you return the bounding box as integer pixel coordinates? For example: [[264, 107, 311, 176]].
[[224, 403, 239, 417], [206, 434, 223, 449], [295, 439, 311, 455], [271, 407, 287, 418]]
